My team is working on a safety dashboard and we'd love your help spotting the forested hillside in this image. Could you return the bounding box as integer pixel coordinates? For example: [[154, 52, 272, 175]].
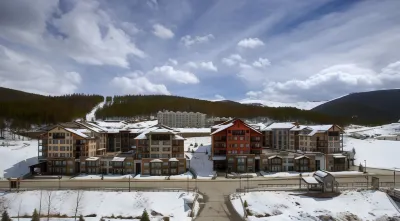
[[0, 87, 103, 129], [95, 95, 350, 125], [312, 89, 400, 125]]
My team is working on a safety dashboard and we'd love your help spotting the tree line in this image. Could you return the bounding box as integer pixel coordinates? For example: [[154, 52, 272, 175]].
[[0, 87, 103, 130], [95, 95, 353, 125]]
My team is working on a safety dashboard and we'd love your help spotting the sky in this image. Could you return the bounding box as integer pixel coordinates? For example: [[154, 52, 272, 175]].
[[0, 0, 400, 103]]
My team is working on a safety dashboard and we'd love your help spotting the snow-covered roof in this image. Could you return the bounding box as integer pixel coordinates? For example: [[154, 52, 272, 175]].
[[302, 177, 320, 184], [290, 125, 308, 131], [86, 157, 99, 161], [95, 121, 127, 129], [314, 170, 329, 178], [294, 155, 309, 160], [65, 128, 89, 138], [308, 125, 333, 131], [211, 122, 234, 135], [264, 122, 295, 131], [112, 157, 125, 162], [177, 128, 211, 133], [249, 123, 268, 131], [169, 158, 179, 162], [173, 135, 185, 140], [150, 159, 163, 163], [333, 155, 346, 158], [268, 155, 282, 159]]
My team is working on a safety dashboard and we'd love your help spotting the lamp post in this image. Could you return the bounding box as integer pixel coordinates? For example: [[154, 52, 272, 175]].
[[394, 167, 399, 188], [364, 160, 367, 173], [128, 175, 131, 192], [58, 176, 62, 190]]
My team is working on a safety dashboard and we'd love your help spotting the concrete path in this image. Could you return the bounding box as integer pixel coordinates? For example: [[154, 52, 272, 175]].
[[195, 182, 242, 221]]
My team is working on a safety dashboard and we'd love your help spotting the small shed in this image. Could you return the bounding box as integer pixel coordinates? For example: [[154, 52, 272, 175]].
[[313, 170, 337, 192], [302, 170, 338, 192]]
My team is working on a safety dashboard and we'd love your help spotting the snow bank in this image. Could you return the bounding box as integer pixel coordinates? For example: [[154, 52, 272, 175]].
[[344, 137, 400, 170], [184, 136, 211, 151], [0, 138, 38, 179], [231, 190, 400, 220], [186, 145, 214, 179], [72, 174, 135, 180], [0, 190, 198, 221]]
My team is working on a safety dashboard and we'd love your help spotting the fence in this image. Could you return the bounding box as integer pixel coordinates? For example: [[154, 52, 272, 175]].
[[240, 182, 399, 193], [0, 186, 197, 193]]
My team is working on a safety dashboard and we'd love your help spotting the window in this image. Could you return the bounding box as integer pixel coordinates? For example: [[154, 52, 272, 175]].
[[240, 144, 244, 147], [53, 146, 59, 151], [60, 140, 65, 144], [60, 147, 65, 151], [53, 140, 58, 144], [246, 144, 250, 148], [163, 162, 168, 166], [144, 163, 149, 167], [60, 153, 65, 157]]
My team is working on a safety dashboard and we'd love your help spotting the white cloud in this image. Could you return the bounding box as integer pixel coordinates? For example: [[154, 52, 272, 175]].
[[0, 0, 145, 68], [167, 58, 178, 65], [247, 62, 400, 102], [152, 24, 174, 39], [237, 38, 264, 49], [149, 65, 199, 84], [214, 94, 225, 100], [252, 58, 271, 67], [185, 61, 218, 72], [239, 63, 252, 69], [0, 45, 81, 95], [111, 75, 170, 95], [221, 54, 246, 66], [180, 34, 214, 47]]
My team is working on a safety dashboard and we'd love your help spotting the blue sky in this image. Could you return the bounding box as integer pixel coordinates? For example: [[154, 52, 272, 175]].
[[0, 0, 400, 103]]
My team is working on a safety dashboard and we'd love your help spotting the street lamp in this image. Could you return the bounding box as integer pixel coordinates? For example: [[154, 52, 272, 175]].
[[394, 167, 399, 188], [128, 175, 131, 192], [364, 160, 367, 173]]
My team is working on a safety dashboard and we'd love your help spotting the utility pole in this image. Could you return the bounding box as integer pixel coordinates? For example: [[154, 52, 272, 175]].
[[128, 175, 131, 192]]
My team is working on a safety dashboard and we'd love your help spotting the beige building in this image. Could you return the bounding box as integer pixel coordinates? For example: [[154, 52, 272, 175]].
[[157, 110, 206, 128], [45, 125, 105, 175]]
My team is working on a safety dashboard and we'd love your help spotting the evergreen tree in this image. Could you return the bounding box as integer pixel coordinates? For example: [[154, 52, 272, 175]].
[[31, 209, 39, 221], [78, 215, 85, 221], [359, 163, 364, 172], [140, 209, 150, 221], [243, 200, 248, 208], [99, 218, 105, 221], [1, 211, 11, 221]]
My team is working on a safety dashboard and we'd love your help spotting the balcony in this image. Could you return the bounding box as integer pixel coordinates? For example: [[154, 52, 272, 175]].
[[316, 140, 328, 147], [151, 141, 171, 145], [214, 136, 227, 142]]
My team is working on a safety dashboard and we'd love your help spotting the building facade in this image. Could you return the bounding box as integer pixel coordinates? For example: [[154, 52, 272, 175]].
[[157, 110, 206, 128], [211, 119, 263, 173]]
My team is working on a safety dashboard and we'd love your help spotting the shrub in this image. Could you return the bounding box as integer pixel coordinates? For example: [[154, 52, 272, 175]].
[[31, 209, 39, 221], [84, 214, 97, 217], [244, 200, 248, 207], [99, 218, 105, 221], [200, 143, 203, 146], [140, 209, 150, 221], [79, 215, 85, 221], [194, 143, 198, 147], [191, 149, 194, 153], [1, 211, 11, 221]]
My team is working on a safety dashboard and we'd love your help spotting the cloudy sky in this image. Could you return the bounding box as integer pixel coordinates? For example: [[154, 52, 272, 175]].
[[0, 0, 400, 103]]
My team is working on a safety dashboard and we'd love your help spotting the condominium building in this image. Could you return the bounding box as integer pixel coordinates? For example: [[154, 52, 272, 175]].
[[262, 122, 346, 172], [211, 119, 263, 173], [135, 125, 186, 175], [43, 125, 106, 175], [157, 110, 206, 128]]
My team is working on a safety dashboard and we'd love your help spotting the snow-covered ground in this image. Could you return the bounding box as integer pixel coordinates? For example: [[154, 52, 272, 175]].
[[0, 190, 198, 221], [184, 136, 211, 152], [85, 101, 105, 121], [344, 136, 400, 170], [231, 190, 400, 220], [239, 99, 326, 110], [71, 174, 135, 180], [133, 172, 193, 180], [0, 134, 38, 179], [260, 171, 364, 178], [186, 145, 215, 179], [345, 123, 400, 136]]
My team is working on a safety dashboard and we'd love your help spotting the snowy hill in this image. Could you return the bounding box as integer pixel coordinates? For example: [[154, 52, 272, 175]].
[[86, 100, 106, 121], [240, 99, 326, 110]]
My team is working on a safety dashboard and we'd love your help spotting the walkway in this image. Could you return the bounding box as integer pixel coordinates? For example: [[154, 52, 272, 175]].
[[195, 182, 242, 221]]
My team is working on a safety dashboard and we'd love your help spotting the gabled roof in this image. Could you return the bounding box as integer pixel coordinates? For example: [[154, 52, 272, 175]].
[[263, 122, 296, 131], [65, 128, 89, 138], [134, 124, 178, 140], [211, 118, 262, 135]]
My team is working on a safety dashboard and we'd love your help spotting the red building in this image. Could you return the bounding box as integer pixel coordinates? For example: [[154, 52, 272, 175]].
[[211, 119, 263, 173]]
